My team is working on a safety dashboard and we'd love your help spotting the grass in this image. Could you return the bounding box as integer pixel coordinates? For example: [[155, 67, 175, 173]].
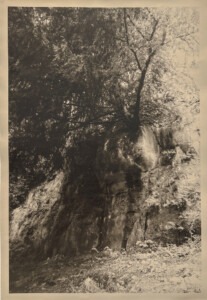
[[9, 236, 201, 293]]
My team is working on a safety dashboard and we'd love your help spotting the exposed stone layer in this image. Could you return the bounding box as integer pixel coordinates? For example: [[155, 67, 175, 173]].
[[10, 125, 200, 258]]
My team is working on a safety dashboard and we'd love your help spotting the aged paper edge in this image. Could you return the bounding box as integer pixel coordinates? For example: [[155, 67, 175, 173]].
[[1, 0, 207, 299]]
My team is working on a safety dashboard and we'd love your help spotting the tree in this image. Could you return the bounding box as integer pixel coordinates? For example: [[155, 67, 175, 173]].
[[111, 8, 199, 131], [9, 7, 199, 208]]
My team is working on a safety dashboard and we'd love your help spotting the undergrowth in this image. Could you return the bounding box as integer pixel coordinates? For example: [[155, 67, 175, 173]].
[[10, 236, 201, 293]]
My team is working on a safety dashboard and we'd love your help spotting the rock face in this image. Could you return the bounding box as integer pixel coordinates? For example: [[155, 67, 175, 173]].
[[10, 172, 64, 258], [9, 124, 200, 259]]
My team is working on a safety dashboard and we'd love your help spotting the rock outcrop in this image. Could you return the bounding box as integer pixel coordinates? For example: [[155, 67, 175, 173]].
[[10, 124, 200, 259]]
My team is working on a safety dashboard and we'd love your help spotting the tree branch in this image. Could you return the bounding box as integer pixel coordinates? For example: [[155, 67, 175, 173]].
[[126, 13, 145, 40], [129, 48, 143, 71], [123, 8, 142, 71], [149, 19, 159, 41], [67, 109, 129, 131], [155, 30, 198, 49], [132, 47, 157, 128]]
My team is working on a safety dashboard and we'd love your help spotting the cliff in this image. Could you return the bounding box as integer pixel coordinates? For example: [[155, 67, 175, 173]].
[[9, 121, 200, 260]]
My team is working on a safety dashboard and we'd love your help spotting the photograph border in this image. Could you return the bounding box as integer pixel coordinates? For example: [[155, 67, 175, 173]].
[[1, 0, 207, 299]]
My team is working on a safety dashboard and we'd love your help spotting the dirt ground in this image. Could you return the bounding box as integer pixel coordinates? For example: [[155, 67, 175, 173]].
[[10, 236, 201, 293]]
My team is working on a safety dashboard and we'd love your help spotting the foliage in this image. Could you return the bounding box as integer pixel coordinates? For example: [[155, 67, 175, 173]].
[[9, 7, 199, 208], [10, 236, 201, 293]]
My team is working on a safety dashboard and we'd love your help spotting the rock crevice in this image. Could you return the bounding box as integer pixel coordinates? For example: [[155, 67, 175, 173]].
[[10, 125, 200, 258]]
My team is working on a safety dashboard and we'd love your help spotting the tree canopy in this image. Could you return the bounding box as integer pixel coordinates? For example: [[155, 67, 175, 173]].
[[9, 7, 199, 208]]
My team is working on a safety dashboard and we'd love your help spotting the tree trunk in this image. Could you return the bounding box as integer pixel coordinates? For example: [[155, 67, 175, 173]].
[[132, 50, 156, 132]]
